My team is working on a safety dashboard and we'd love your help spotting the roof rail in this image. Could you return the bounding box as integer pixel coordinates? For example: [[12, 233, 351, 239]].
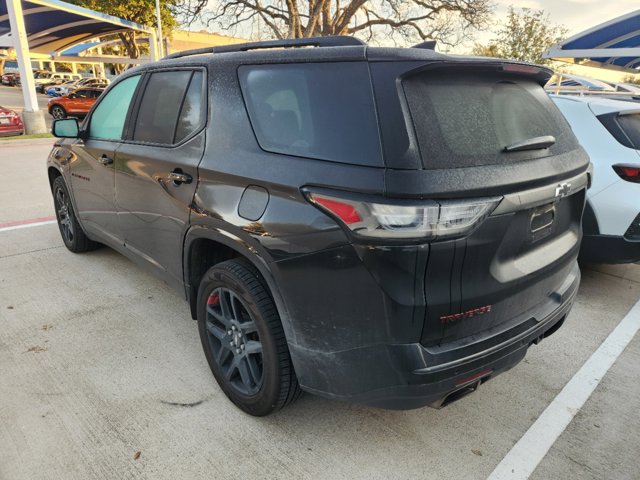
[[163, 36, 366, 60]]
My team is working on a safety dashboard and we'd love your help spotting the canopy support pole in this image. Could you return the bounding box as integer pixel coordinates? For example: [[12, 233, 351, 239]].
[[6, 0, 46, 133]]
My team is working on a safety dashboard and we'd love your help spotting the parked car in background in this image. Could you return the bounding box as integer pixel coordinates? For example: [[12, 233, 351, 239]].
[[46, 80, 79, 97], [0, 106, 25, 136], [552, 95, 640, 263], [36, 73, 82, 93], [54, 77, 110, 96], [546, 73, 616, 92], [1, 72, 18, 86], [48, 37, 590, 416], [603, 81, 640, 95], [48, 88, 103, 118]]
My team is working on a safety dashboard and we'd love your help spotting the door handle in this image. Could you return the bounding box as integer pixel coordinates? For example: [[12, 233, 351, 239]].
[[168, 170, 192, 185], [98, 154, 113, 165]]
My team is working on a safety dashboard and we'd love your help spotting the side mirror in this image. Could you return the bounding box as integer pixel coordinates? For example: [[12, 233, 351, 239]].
[[52, 118, 80, 138]]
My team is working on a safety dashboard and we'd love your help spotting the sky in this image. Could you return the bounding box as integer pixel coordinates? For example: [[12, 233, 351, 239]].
[[190, 1, 639, 82], [493, 0, 637, 39], [473, 0, 639, 81]]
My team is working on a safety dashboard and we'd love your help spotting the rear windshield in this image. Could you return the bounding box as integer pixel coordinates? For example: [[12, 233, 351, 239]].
[[238, 62, 382, 167], [403, 72, 575, 169]]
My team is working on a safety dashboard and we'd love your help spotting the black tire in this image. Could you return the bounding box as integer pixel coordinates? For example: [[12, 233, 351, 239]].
[[197, 259, 301, 416], [50, 105, 66, 119], [52, 176, 98, 253]]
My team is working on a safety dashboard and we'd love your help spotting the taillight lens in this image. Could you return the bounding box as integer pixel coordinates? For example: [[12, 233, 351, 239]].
[[612, 164, 640, 183], [306, 191, 501, 240]]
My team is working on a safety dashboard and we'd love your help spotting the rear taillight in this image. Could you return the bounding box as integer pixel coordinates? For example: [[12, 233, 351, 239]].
[[305, 191, 501, 240], [612, 164, 640, 183]]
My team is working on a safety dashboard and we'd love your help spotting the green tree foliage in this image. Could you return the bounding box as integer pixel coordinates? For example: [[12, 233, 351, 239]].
[[65, 0, 178, 58], [472, 8, 567, 65], [622, 74, 640, 85], [179, 0, 493, 47]]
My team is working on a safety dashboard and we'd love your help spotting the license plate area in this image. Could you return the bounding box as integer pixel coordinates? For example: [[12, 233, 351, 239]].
[[0, 118, 10, 124]]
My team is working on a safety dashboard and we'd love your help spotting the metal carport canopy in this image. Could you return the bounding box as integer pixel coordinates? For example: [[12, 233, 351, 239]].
[[543, 9, 640, 73], [0, 0, 153, 54], [1, 0, 158, 131]]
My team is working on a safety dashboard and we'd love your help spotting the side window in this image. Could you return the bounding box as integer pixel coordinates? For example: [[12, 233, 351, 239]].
[[89, 75, 141, 141], [133, 70, 203, 145], [175, 71, 205, 143], [75, 90, 90, 98], [238, 63, 382, 166]]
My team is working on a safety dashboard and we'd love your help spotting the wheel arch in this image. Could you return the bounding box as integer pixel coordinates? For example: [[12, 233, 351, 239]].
[[183, 226, 297, 345], [47, 165, 63, 189]]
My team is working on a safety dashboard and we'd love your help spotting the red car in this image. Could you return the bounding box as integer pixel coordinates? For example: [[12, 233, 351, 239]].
[[0, 106, 25, 136], [48, 87, 103, 119]]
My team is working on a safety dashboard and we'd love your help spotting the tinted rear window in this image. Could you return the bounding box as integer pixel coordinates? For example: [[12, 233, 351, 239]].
[[403, 72, 575, 169], [239, 63, 382, 167]]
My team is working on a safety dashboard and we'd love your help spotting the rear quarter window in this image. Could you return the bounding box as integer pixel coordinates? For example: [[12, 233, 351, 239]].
[[238, 62, 382, 167], [597, 112, 640, 150], [402, 72, 577, 169]]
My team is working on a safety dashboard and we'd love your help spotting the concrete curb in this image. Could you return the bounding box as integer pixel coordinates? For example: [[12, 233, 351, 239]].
[[0, 137, 55, 147]]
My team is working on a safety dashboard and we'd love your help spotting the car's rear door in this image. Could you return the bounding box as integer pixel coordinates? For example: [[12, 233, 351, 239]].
[[115, 68, 207, 290], [68, 74, 142, 245]]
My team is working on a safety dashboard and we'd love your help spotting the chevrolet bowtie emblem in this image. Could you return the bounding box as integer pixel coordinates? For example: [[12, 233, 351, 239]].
[[555, 182, 571, 198]]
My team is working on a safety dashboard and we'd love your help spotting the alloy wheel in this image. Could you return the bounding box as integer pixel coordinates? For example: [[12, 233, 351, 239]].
[[51, 106, 65, 119], [205, 287, 264, 396], [55, 187, 74, 244]]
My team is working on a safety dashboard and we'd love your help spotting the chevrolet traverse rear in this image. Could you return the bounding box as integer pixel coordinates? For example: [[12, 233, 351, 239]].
[[47, 37, 590, 416]]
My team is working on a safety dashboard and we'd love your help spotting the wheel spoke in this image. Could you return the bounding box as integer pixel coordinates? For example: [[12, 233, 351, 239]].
[[237, 357, 253, 389], [230, 292, 243, 322], [239, 320, 258, 334], [206, 320, 227, 341], [219, 290, 234, 321], [206, 305, 232, 328], [55, 189, 64, 207], [216, 344, 232, 365], [246, 355, 262, 385], [224, 356, 240, 381], [244, 340, 262, 355]]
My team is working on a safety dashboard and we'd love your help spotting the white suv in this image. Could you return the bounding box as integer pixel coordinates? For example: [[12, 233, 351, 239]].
[[552, 95, 640, 263]]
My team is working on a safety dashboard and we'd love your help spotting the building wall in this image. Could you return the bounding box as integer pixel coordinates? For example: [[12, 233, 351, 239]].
[[167, 30, 247, 54]]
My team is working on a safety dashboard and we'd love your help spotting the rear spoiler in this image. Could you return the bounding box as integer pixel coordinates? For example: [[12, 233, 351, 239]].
[[396, 61, 553, 87]]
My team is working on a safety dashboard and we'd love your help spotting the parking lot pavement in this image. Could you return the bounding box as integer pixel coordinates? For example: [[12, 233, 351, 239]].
[[0, 139, 57, 224], [0, 142, 639, 480]]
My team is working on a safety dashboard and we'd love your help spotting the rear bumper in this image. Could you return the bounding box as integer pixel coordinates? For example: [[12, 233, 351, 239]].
[[0, 127, 24, 136], [580, 234, 640, 264], [291, 263, 580, 410]]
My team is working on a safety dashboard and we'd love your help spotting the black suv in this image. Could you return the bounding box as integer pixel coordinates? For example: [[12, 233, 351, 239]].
[[48, 37, 590, 416]]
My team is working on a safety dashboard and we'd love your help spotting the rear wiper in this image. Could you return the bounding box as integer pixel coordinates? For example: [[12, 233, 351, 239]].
[[504, 135, 556, 152]]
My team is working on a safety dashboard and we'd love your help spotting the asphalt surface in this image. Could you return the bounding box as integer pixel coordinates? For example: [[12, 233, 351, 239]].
[[1, 140, 639, 480], [0, 85, 53, 131]]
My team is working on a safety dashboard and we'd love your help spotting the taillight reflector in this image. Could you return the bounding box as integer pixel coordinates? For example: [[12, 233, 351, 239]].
[[313, 197, 362, 224], [613, 164, 640, 183]]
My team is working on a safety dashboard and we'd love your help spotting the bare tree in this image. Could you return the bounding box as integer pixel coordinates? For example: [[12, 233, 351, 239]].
[[178, 0, 492, 47]]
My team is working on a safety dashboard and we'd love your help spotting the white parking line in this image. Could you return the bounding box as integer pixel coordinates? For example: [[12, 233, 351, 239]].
[[0, 218, 57, 233], [488, 298, 640, 479]]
